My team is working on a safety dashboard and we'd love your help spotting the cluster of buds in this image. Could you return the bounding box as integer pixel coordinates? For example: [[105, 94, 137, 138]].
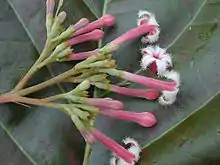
[[0, 2, 182, 165]]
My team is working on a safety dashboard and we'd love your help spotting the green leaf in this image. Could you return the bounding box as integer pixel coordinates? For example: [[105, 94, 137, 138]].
[[82, 0, 220, 164], [0, 0, 96, 164]]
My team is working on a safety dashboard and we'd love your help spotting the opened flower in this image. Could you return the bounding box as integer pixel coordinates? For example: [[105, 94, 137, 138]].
[[110, 137, 141, 165], [141, 45, 172, 76], [137, 10, 160, 43]]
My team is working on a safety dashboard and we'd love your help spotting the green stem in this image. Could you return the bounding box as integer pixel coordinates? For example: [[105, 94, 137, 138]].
[[17, 68, 77, 96], [83, 143, 92, 165], [15, 96, 68, 115], [14, 39, 53, 91]]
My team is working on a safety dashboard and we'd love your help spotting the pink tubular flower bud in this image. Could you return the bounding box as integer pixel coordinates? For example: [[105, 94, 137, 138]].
[[87, 98, 124, 109], [91, 128, 136, 164], [68, 49, 99, 60], [110, 24, 156, 47], [67, 29, 104, 46], [100, 69, 177, 91], [46, 0, 55, 15], [100, 109, 157, 127], [73, 18, 89, 31], [94, 83, 159, 100], [121, 71, 176, 91], [72, 14, 116, 37]]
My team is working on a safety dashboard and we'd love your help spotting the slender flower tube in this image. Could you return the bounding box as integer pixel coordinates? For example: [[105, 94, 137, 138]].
[[100, 109, 156, 127], [109, 24, 156, 48], [72, 14, 116, 37], [90, 128, 136, 164], [66, 29, 104, 46], [64, 95, 124, 109], [99, 69, 177, 91], [93, 82, 159, 100], [68, 49, 99, 60], [140, 45, 172, 75], [86, 98, 124, 109]]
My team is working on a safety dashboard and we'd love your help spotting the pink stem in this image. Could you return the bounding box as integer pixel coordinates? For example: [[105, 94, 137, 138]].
[[67, 29, 104, 46], [68, 49, 99, 60], [72, 14, 115, 37], [91, 128, 135, 163], [122, 71, 176, 91], [110, 84, 159, 100], [87, 98, 124, 109], [100, 109, 156, 127]]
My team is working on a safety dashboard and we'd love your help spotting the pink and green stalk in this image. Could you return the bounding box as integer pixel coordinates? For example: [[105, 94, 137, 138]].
[[94, 83, 159, 100], [86, 98, 124, 109], [68, 49, 99, 60], [67, 29, 104, 46], [72, 14, 116, 37], [100, 109, 157, 127], [90, 128, 135, 164], [121, 71, 176, 91], [100, 69, 177, 91]]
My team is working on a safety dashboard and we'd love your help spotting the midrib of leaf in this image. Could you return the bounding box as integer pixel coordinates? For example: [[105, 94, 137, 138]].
[[142, 91, 220, 149]]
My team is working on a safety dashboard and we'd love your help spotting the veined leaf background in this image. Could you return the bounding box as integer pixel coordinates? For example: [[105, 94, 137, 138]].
[[0, 0, 220, 165]]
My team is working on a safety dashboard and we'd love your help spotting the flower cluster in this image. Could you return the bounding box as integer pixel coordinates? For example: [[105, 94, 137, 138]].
[[0, 2, 182, 165], [137, 10, 180, 105]]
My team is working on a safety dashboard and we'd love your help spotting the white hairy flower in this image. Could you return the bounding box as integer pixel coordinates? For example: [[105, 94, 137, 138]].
[[137, 10, 160, 43], [159, 70, 181, 105], [110, 137, 141, 165], [140, 45, 172, 75]]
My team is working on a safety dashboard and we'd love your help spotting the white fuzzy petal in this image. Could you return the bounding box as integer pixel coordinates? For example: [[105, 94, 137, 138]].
[[142, 28, 160, 43], [110, 156, 118, 165], [155, 60, 169, 75], [123, 137, 139, 146], [140, 56, 155, 70], [160, 53, 172, 66], [159, 88, 179, 105], [147, 15, 159, 26], [163, 70, 180, 87], [117, 159, 135, 165], [138, 10, 152, 17]]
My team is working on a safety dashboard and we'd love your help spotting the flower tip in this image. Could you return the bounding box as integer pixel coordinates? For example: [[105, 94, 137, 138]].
[[73, 18, 89, 31], [57, 11, 67, 24], [144, 89, 160, 100], [101, 14, 116, 27], [138, 112, 157, 127], [46, 0, 55, 15], [91, 29, 105, 40]]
